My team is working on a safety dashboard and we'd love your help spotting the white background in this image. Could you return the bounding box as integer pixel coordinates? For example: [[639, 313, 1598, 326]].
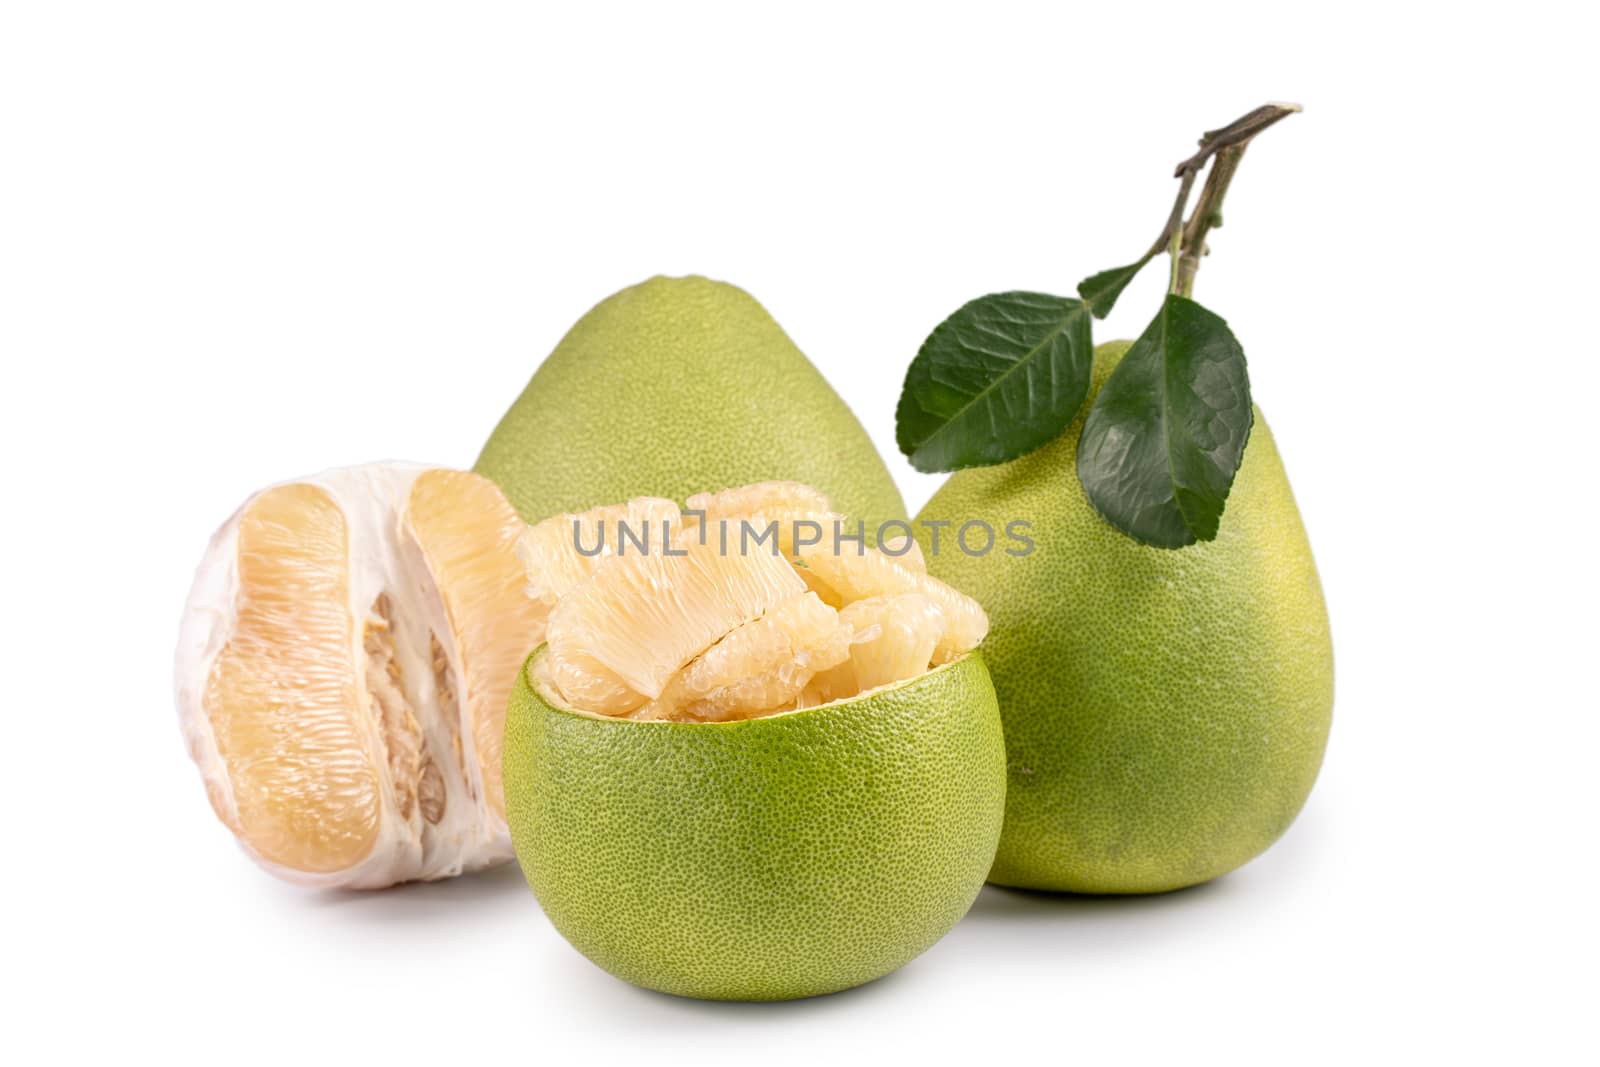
[[4, 2, 1595, 1063]]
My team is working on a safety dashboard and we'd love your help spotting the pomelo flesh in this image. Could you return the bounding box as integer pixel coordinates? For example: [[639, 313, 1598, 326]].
[[520, 482, 987, 722]]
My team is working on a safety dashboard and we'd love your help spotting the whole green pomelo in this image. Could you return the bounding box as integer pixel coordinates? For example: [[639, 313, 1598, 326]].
[[504, 648, 1006, 1001], [476, 275, 905, 528], [917, 340, 1333, 895]]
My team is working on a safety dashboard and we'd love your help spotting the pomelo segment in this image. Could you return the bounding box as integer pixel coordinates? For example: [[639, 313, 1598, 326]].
[[175, 463, 540, 888], [640, 592, 852, 722], [687, 480, 925, 569], [542, 525, 805, 715], [201, 483, 379, 874], [790, 544, 985, 663], [402, 468, 540, 822], [686, 480, 833, 524], [518, 496, 680, 613], [805, 593, 947, 706], [840, 594, 946, 689]]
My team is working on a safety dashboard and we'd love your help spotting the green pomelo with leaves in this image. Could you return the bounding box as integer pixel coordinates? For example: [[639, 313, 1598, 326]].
[[504, 648, 1006, 1001], [917, 341, 1333, 894], [475, 275, 905, 528]]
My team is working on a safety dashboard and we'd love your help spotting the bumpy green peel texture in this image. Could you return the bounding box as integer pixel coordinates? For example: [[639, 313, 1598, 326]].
[[475, 275, 906, 529], [504, 650, 1005, 1001], [919, 341, 1333, 894]]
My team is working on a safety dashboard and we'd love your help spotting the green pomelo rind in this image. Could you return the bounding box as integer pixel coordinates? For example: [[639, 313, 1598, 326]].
[[918, 341, 1333, 894], [475, 275, 906, 530], [504, 649, 1006, 1001]]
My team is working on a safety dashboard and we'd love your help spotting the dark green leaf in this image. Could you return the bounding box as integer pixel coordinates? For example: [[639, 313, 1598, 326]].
[[1076, 294, 1252, 548], [1077, 254, 1153, 319], [896, 291, 1093, 472]]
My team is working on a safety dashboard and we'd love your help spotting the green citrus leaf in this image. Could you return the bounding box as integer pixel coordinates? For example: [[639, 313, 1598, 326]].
[[895, 291, 1092, 473], [1077, 255, 1153, 319], [1076, 294, 1252, 548]]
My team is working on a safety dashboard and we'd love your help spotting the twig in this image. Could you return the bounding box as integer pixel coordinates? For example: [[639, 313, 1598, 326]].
[[1174, 142, 1248, 298], [1141, 102, 1300, 294]]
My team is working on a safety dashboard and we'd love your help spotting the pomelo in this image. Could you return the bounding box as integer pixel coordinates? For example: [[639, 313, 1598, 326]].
[[504, 482, 1003, 998], [475, 275, 906, 531], [918, 342, 1333, 894], [505, 650, 1004, 1000]]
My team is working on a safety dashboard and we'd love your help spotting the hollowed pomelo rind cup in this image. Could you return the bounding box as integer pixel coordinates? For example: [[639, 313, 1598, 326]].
[[504, 648, 1005, 1001]]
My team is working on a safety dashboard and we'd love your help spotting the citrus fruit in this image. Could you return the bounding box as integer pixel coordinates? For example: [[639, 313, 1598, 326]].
[[918, 341, 1334, 894], [474, 276, 907, 533], [504, 483, 1003, 999], [174, 464, 543, 888]]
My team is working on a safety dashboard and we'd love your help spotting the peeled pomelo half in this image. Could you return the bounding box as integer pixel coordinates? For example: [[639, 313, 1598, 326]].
[[174, 464, 542, 888], [504, 481, 1004, 1000]]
